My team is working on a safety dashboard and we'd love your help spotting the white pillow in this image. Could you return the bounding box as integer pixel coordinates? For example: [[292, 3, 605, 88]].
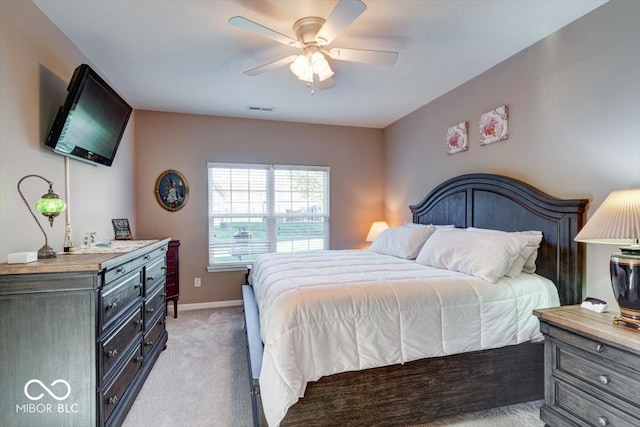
[[370, 225, 436, 259], [416, 229, 528, 283], [467, 228, 543, 274]]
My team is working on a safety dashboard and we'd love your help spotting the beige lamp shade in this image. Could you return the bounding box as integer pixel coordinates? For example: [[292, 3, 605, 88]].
[[366, 221, 389, 242], [574, 188, 640, 246]]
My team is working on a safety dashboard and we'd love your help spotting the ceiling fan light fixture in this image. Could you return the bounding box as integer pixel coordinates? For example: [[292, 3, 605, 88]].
[[311, 52, 330, 74], [317, 67, 334, 82], [298, 66, 314, 83], [289, 54, 309, 78], [290, 50, 333, 83]]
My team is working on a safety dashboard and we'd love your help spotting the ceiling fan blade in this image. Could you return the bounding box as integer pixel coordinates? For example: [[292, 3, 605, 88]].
[[318, 77, 336, 91], [229, 16, 302, 48], [315, 0, 367, 46], [244, 55, 297, 76], [328, 48, 398, 66]]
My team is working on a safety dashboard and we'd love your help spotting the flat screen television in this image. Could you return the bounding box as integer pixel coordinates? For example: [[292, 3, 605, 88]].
[[45, 64, 132, 166]]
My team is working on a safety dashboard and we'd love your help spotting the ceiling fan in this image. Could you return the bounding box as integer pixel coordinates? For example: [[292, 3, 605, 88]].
[[228, 0, 399, 93]]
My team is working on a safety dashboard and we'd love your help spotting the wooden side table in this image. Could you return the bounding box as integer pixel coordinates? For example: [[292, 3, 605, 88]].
[[534, 305, 640, 427], [165, 239, 180, 318]]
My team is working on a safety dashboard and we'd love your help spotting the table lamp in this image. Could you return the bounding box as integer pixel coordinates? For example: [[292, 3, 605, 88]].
[[366, 221, 389, 242], [575, 188, 640, 330], [17, 174, 67, 259]]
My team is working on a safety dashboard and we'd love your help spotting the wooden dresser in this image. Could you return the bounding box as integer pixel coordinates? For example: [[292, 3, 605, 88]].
[[165, 239, 180, 318], [0, 239, 170, 427], [534, 305, 640, 427]]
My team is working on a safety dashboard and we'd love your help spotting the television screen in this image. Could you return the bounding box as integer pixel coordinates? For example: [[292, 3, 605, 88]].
[[46, 64, 132, 166]]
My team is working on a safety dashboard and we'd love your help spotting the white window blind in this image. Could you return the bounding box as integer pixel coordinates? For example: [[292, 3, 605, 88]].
[[207, 163, 330, 270]]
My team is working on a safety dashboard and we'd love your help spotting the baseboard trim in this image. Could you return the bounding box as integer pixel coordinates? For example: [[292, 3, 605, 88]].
[[168, 300, 242, 314]]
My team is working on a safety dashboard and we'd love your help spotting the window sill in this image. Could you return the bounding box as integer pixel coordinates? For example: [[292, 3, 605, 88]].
[[207, 264, 252, 273]]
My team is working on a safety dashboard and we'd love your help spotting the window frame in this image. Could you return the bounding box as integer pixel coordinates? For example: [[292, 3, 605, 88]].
[[207, 162, 330, 272]]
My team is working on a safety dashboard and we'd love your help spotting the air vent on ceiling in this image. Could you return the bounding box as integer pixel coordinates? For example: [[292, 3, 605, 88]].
[[247, 106, 274, 112]]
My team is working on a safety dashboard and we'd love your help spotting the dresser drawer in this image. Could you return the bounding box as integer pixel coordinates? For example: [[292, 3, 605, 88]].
[[104, 261, 133, 285], [143, 312, 165, 357], [133, 246, 168, 272], [144, 284, 166, 325], [100, 307, 143, 383], [556, 344, 640, 405], [144, 255, 166, 295], [548, 325, 639, 371], [100, 270, 143, 331], [102, 344, 143, 423], [553, 379, 639, 427]]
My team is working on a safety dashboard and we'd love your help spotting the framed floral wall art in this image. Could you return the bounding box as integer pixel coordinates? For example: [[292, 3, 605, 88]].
[[446, 121, 469, 155], [479, 105, 509, 145]]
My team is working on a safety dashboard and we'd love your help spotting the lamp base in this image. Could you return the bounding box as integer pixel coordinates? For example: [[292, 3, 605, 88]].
[[610, 253, 640, 331], [613, 315, 640, 331], [38, 244, 58, 259]]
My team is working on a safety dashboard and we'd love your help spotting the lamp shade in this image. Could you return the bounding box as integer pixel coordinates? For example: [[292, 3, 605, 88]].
[[36, 192, 66, 216], [290, 55, 308, 78], [574, 189, 640, 245], [366, 221, 389, 242]]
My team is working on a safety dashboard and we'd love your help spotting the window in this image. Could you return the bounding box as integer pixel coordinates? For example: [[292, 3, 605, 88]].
[[207, 163, 330, 271]]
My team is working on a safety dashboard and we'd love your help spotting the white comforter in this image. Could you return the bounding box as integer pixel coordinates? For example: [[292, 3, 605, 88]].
[[251, 250, 560, 426]]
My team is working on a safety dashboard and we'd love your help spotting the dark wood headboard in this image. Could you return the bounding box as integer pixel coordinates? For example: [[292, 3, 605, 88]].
[[409, 174, 588, 305]]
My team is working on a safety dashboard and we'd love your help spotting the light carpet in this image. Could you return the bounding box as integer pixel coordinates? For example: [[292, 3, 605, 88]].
[[122, 307, 544, 427]]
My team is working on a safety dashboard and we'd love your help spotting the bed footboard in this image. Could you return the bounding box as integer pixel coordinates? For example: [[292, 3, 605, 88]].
[[281, 342, 544, 426], [242, 285, 266, 427]]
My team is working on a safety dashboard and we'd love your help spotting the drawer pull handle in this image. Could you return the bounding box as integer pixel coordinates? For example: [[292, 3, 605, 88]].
[[596, 344, 606, 353], [135, 356, 144, 363], [107, 396, 118, 405], [598, 416, 608, 426], [147, 276, 155, 281], [145, 340, 154, 347], [106, 303, 117, 311], [117, 267, 126, 274], [134, 319, 143, 326], [107, 349, 118, 358], [599, 375, 610, 385], [147, 307, 154, 314], [144, 255, 151, 260]]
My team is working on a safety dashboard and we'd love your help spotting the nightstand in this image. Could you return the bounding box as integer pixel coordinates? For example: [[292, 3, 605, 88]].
[[165, 239, 180, 318], [534, 305, 640, 427]]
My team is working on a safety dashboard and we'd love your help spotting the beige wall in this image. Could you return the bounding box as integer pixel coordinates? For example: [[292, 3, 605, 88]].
[[0, 1, 137, 261], [384, 0, 640, 310], [134, 111, 385, 303]]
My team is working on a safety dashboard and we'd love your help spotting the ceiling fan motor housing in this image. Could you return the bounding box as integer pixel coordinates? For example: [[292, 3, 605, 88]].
[[293, 17, 326, 45]]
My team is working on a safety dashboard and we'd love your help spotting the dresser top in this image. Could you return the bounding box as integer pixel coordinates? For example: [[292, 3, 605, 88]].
[[0, 239, 170, 275], [534, 305, 640, 353]]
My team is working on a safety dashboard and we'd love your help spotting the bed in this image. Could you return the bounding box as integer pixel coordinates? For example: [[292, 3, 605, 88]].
[[242, 173, 588, 427]]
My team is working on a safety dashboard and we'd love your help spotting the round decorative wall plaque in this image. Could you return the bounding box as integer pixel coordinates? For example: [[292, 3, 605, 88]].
[[155, 169, 189, 212]]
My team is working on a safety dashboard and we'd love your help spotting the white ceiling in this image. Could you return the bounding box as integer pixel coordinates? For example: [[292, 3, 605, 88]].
[[33, 0, 607, 129]]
